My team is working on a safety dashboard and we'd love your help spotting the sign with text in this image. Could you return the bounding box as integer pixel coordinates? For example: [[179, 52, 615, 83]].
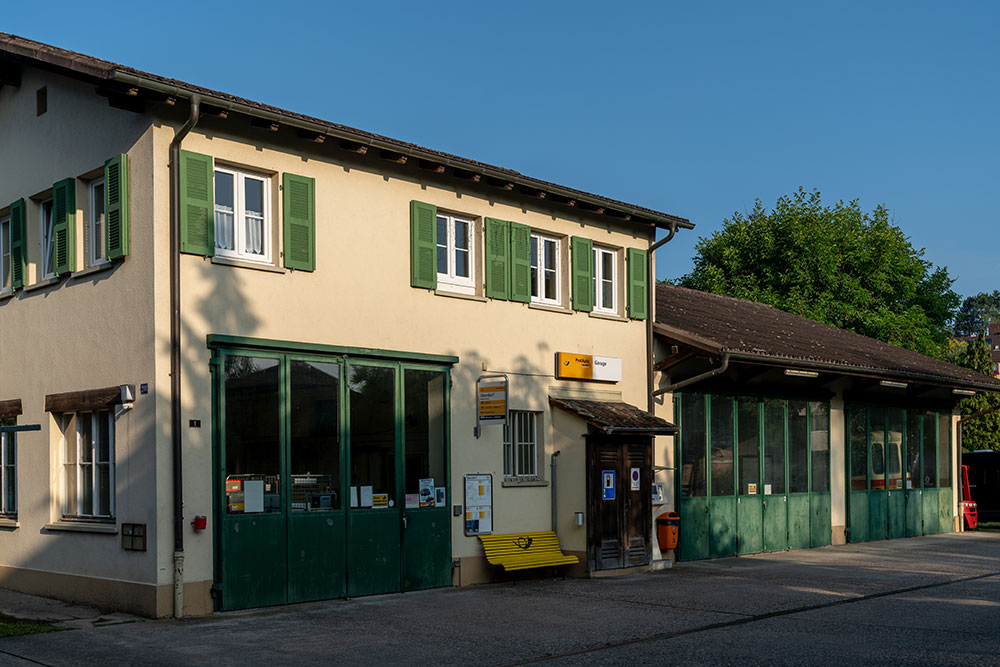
[[477, 377, 508, 426], [556, 353, 622, 382]]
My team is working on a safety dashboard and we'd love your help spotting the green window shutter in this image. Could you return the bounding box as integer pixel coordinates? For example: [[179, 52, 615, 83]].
[[571, 236, 594, 312], [484, 218, 510, 300], [9, 199, 25, 290], [627, 247, 648, 320], [509, 222, 531, 303], [409, 200, 437, 289], [179, 150, 214, 257], [282, 173, 316, 271], [52, 177, 76, 276], [105, 154, 130, 260]]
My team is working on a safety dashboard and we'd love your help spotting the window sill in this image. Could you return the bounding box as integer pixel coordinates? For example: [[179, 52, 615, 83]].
[[502, 479, 548, 488], [434, 289, 487, 303], [23, 276, 61, 292], [0, 517, 18, 529], [589, 311, 628, 322], [528, 303, 572, 315], [71, 261, 113, 279], [44, 521, 117, 535], [212, 255, 286, 274]]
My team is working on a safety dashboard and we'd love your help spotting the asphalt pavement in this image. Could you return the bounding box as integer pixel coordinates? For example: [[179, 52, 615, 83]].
[[0, 531, 997, 666]]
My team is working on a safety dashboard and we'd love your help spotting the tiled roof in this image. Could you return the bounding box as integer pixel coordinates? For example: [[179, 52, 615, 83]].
[[0, 33, 690, 231], [549, 398, 678, 435], [655, 284, 1000, 392]]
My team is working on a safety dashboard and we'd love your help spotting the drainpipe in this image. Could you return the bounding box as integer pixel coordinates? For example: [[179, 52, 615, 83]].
[[651, 352, 731, 398], [550, 450, 561, 536], [169, 95, 201, 619], [647, 222, 677, 414]]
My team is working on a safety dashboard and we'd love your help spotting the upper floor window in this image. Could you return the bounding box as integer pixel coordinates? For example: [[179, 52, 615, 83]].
[[89, 178, 106, 266], [593, 246, 617, 314], [62, 410, 115, 519], [40, 199, 54, 279], [530, 233, 560, 306], [436, 213, 475, 293], [214, 167, 270, 263], [0, 215, 10, 291]]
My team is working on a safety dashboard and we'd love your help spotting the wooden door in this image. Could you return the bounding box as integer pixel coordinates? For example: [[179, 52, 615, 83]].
[[587, 436, 652, 571]]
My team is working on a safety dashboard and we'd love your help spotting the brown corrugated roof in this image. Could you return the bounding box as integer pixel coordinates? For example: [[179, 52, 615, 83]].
[[655, 284, 1000, 392], [549, 398, 678, 435], [0, 33, 690, 231]]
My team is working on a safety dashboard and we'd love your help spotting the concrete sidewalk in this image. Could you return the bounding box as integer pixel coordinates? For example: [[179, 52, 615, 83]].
[[0, 532, 997, 666]]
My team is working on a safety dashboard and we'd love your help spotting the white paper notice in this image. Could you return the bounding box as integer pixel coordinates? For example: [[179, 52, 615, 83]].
[[243, 480, 264, 513], [350, 486, 358, 508], [764, 484, 773, 495], [360, 486, 374, 508]]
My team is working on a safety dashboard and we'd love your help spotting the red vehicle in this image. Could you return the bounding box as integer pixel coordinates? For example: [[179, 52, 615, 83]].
[[961, 464, 977, 530]]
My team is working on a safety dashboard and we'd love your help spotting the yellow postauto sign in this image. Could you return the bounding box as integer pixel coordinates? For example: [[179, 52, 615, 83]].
[[556, 353, 622, 382]]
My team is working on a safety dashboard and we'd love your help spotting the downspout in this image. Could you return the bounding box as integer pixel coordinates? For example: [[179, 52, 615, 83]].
[[169, 95, 201, 619], [652, 352, 731, 397], [550, 450, 561, 536], [646, 222, 677, 414]]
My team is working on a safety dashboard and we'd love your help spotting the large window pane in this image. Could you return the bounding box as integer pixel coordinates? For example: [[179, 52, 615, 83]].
[[788, 401, 808, 493], [737, 399, 759, 495], [870, 408, 885, 489], [938, 413, 952, 489], [763, 399, 785, 494], [922, 412, 937, 488], [887, 408, 903, 490], [809, 402, 830, 493], [906, 411, 921, 489], [225, 356, 281, 514], [349, 365, 396, 508], [680, 394, 706, 497], [290, 360, 341, 511], [849, 406, 868, 491], [710, 396, 734, 497], [404, 370, 447, 505]]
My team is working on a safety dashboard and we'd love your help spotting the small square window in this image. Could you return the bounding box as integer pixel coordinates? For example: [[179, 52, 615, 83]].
[[214, 167, 271, 263], [530, 233, 560, 306], [435, 213, 475, 294], [503, 411, 540, 480]]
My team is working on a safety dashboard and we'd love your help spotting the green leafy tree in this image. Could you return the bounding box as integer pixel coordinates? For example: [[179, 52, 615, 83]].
[[958, 336, 1000, 451], [679, 188, 959, 357], [953, 291, 1000, 337]]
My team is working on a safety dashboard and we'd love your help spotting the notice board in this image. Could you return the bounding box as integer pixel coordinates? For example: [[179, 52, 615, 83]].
[[464, 473, 493, 536]]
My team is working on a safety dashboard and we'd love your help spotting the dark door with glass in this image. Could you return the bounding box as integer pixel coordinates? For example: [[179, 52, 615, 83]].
[[215, 349, 451, 610], [587, 436, 652, 571]]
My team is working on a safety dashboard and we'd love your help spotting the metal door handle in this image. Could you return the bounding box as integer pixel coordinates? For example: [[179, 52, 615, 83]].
[[403, 516, 407, 529]]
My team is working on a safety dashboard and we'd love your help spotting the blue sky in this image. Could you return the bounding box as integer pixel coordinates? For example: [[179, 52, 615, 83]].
[[5, 2, 997, 298]]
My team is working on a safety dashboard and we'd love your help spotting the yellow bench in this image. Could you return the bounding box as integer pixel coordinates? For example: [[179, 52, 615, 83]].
[[478, 531, 579, 577]]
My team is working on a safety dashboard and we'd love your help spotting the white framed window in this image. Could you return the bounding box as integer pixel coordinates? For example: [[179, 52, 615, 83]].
[[592, 246, 617, 314], [40, 199, 54, 279], [89, 178, 107, 266], [62, 411, 115, 519], [1, 421, 15, 516], [214, 166, 271, 263], [0, 215, 10, 291], [530, 233, 560, 306], [436, 213, 475, 293], [503, 411, 539, 479]]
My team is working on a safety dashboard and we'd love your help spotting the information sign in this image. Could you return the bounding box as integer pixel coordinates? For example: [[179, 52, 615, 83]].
[[477, 378, 508, 426], [630, 467, 641, 491], [602, 470, 616, 500], [464, 473, 493, 535], [556, 353, 622, 382]]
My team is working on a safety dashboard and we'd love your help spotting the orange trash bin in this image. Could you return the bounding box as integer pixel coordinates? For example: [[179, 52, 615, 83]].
[[656, 512, 679, 551]]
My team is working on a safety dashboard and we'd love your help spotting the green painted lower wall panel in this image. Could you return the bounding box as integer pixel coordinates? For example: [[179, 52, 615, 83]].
[[849, 491, 869, 543], [403, 508, 452, 591], [923, 491, 940, 535], [679, 498, 710, 561], [221, 514, 288, 610], [787, 495, 810, 550], [938, 488, 954, 534], [887, 491, 905, 539], [348, 510, 402, 597], [809, 494, 831, 547], [868, 490, 887, 541], [763, 495, 788, 552], [709, 497, 737, 558], [905, 490, 923, 537], [287, 512, 347, 603], [737, 495, 763, 555]]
